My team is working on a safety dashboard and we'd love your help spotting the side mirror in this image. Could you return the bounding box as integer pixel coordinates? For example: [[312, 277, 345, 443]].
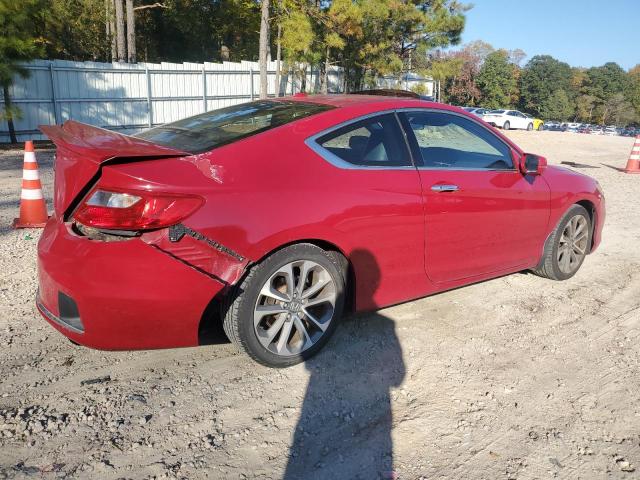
[[521, 153, 547, 175]]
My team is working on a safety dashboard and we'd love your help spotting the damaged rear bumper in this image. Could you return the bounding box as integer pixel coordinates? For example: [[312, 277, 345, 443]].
[[36, 218, 234, 350]]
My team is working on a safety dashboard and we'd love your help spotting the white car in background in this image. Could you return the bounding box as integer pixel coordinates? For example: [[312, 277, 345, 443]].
[[481, 109, 535, 130], [604, 126, 618, 136]]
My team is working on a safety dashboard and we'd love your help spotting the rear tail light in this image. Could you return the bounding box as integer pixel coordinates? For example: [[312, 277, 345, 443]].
[[73, 188, 203, 231]]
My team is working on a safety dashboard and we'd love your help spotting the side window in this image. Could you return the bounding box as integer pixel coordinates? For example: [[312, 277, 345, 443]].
[[402, 111, 514, 170], [507, 111, 518, 117], [315, 114, 410, 167]]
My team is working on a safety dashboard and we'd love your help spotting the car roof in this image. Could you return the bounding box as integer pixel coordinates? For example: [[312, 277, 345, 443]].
[[280, 94, 426, 108], [269, 94, 525, 156]]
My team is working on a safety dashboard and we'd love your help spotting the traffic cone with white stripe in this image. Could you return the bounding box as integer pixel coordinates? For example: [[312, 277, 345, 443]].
[[12, 141, 48, 228], [624, 135, 640, 174]]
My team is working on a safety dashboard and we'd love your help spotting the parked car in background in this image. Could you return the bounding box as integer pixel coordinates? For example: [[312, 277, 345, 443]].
[[481, 110, 535, 130], [604, 126, 618, 136], [591, 126, 604, 135], [524, 114, 544, 131], [566, 123, 580, 133], [471, 108, 490, 117], [38, 95, 606, 367]]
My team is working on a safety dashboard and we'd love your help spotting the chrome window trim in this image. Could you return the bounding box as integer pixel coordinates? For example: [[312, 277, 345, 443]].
[[305, 107, 520, 172], [396, 107, 519, 172], [304, 110, 416, 171]]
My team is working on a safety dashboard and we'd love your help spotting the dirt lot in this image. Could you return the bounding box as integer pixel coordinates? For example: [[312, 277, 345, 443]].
[[0, 131, 639, 479]]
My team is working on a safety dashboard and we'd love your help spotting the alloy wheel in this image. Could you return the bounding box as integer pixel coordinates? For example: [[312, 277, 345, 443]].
[[253, 260, 337, 357], [557, 215, 589, 274]]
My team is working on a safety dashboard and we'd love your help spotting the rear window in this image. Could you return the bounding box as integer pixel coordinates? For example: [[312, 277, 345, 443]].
[[135, 100, 334, 154]]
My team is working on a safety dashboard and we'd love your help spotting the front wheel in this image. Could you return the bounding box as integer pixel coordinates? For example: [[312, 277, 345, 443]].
[[533, 204, 591, 280], [223, 244, 346, 367], [503, 121, 510, 130], [537, 123, 544, 131]]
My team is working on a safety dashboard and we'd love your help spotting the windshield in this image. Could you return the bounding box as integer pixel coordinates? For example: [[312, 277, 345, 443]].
[[135, 100, 334, 154]]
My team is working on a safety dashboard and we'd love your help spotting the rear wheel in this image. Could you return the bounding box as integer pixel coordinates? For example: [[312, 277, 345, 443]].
[[503, 121, 510, 130], [533, 204, 591, 280], [527, 123, 533, 131], [537, 123, 544, 131], [223, 244, 345, 367]]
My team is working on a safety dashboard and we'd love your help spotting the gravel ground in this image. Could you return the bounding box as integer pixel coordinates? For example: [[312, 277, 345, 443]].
[[0, 131, 639, 479]]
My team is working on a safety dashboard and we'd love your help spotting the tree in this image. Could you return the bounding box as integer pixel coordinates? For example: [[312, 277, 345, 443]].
[[627, 64, 640, 120], [325, 0, 469, 91], [584, 62, 629, 103], [0, 0, 45, 143], [476, 50, 516, 109], [126, 0, 136, 62], [258, 0, 269, 98], [115, 0, 126, 61], [574, 94, 597, 123], [599, 93, 636, 126], [519, 55, 572, 116], [542, 89, 573, 121], [39, 0, 110, 61]]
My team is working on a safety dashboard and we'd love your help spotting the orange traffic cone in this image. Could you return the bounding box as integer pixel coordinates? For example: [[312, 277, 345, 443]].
[[12, 141, 49, 228], [624, 135, 640, 174]]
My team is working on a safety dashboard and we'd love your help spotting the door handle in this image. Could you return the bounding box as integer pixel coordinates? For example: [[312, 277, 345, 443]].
[[431, 184, 459, 192]]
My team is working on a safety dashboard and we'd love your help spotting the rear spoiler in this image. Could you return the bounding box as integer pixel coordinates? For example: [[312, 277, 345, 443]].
[[39, 120, 188, 163]]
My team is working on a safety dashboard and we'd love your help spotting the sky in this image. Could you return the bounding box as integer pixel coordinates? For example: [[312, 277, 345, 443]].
[[459, 0, 638, 70]]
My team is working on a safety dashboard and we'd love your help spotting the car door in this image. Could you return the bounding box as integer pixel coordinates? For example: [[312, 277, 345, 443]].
[[309, 112, 426, 309], [399, 109, 550, 284], [506, 111, 522, 129]]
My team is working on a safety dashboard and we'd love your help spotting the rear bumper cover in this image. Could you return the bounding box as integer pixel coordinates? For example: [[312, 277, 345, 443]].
[[37, 218, 225, 350]]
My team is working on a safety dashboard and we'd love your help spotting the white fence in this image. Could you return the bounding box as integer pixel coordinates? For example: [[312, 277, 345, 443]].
[[1, 59, 434, 143]]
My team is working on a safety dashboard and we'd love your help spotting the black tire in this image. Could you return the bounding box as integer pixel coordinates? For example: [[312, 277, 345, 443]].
[[527, 123, 533, 131], [222, 243, 346, 367], [503, 121, 510, 130], [533, 204, 591, 280], [537, 123, 544, 131]]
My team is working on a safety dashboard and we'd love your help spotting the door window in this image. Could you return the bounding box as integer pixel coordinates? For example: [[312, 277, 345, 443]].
[[314, 114, 411, 167], [401, 111, 514, 170]]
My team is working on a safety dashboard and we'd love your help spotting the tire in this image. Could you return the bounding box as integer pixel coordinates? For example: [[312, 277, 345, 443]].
[[503, 121, 510, 130], [537, 123, 544, 131], [222, 243, 346, 367], [533, 204, 591, 281], [527, 123, 533, 131]]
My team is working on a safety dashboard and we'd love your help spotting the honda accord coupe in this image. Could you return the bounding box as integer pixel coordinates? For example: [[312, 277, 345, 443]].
[[38, 94, 605, 367]]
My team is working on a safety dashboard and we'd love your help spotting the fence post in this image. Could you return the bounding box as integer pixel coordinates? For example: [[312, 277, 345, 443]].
[[48, 64, 60, 125], [145, 67, 153, 128], [201, 64, 207, 112], [249, 68, 255, 100]]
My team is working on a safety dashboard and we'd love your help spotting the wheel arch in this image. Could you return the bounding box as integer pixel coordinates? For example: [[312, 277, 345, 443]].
[[575, 198, 597, 253], [250, 238, 356, 314], [199, 237, 356, 341]]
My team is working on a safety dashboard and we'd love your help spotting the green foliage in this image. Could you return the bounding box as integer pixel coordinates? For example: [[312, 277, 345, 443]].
[[135, 0, 260, 63], [0, 0, 45, 87], [629, 65, 640, 116], [584, 62, 629, 101], [541, 89, 573, 121], [519, 55, 572, 115], [476, 50, 517, 109], [42, 0, 109, 61]]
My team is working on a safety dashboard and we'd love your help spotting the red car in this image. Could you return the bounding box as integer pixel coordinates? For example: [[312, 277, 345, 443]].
[[38, 95, 605, 367]]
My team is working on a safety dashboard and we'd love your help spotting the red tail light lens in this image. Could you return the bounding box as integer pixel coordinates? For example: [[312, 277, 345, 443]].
[[73, 189, 203, 230]]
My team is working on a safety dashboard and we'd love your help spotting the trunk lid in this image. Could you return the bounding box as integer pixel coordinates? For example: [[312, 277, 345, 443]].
[[40, 121, 188, 217]]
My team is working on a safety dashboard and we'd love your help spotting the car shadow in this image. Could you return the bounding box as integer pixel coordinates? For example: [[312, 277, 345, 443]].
[[282, 248, 405, 480]]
